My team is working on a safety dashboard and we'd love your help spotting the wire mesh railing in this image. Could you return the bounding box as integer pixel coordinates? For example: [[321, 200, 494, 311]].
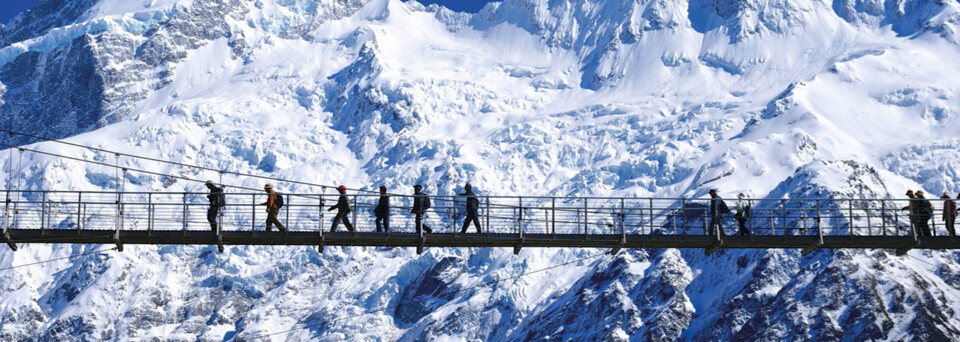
[[2, 190, 954, 239]]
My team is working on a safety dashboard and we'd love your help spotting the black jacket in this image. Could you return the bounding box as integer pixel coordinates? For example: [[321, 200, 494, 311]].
[[710, 196, 724, 217], [207, 186, 225, 208], [412, 192, 429, 214], [375, 195, 390, 217], [917, 197, 933, 219], [464, 190, 479, 215], [329, 194, 352, 213]]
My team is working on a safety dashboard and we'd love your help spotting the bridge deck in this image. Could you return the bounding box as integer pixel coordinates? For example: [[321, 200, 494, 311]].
[[5, 229, 959, 251]]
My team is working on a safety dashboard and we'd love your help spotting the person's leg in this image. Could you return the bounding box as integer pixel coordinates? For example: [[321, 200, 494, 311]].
[[271, 209, 286, 231], [267, 211, 278, 232], [718, 215, 726, 236], [331, 214, 342, 232], [948, 217, 956, 237], [472, 215, 482, 233], [208, 207, 218, 232], [460, 217, 469, 234], [265, 210, 273, 232], [375, 216, 383, 232], [384, 215, 390, 232], [422, 213, 432, 233], [344, 214, 354, 232], [416, 214, 423, 234]]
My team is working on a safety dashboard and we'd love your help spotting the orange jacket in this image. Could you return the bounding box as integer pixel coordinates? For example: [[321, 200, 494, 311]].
[[262, 191, 278, 209]]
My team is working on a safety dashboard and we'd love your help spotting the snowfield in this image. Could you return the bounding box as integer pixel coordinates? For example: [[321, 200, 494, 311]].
[[2, 0, 960, 340]]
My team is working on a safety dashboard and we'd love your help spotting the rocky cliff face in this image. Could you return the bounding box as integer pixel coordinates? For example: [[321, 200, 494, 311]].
[[1, 0, 960, 340]]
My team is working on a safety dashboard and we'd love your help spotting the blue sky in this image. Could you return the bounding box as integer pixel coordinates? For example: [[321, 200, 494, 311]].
[[0, 0, 494, 26]]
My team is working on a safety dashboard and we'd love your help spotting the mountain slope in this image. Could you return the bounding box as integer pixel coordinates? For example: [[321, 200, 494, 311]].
[[2, 0, 960, 340]]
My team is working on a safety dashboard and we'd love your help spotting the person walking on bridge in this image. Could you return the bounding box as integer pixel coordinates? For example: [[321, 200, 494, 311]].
[[329, 185, 355, 232], [708, 189, 728, 236], [205, 181, 226, 232], [734, 193, 751, 236], [915, 190, 933, 237], [260, 184, 286, 232], [902, 190, 917, 234], [412, 184, 433, 234], [942, 192, 956, 237], [459, 183, 482, 234], [375, 186, 390, 232]]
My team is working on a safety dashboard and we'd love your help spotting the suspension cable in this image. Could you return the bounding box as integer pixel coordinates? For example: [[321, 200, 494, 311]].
[[0, 128, 388, 193], [0, 246, 117, 271]]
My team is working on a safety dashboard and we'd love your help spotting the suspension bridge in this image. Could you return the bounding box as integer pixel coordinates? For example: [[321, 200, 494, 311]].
[[0, 129, 958, 257], [2, 190, 957, 256]]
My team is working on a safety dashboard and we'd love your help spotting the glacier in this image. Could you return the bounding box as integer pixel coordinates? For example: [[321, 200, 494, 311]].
[[2, 0, 960, 340]]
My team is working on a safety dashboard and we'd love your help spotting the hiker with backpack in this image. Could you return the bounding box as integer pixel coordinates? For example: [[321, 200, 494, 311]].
[[205, 180, 226, 232], [411, 184, 433, 234], [260, 183, 287, 232], [708, 189, 729, 236], [459, 183, 482, 234], [915, 190, 934, 237], [902, 190, 918, 234], [328, 185, 355, 232], [733, 193, 751, 236], [374, 185, 390, 232], [941, 192, 956, 237]]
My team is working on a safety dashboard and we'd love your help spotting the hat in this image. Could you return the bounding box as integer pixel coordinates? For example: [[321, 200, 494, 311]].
[[338, 185, 347, 192], [264, 183, 273, 189], [942, 192, 951, 199], [414, 184, 422, 189], [905, 190, 914, 195], [708, 189, 717, 193], [737, 193, 745, 198], [916, 190, 925, 195], [205, 180, 214, 185]]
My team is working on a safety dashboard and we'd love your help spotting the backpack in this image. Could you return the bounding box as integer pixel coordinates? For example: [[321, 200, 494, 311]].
[[216, 190, 226, 208], [719, 200, 730, 214], [275, 194, 285, 209], [423, 195, 431, 210]]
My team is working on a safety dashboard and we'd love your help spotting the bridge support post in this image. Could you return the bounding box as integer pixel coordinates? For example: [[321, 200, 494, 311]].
[[40, 191, 47, 236], [77, 192, 83, 234], [2, 193, 16, 252], [705, 216, 723, 256], [515, 219, 524, 255], [610, 232, 626, 255], [583, 199, 588, 235], [551, 198, 556, 235], [182, 194, 188, 235], [897, 219, 920, 256], [881, 201, 887, 236], [680, 199, 686, 236], [318, 232, 325, 254], [649, 199, 655, 234], [802, 219, 824, 256], [114, 193, 123, 252], [704, 240, 722, 256], [216, 206, 224, 253]]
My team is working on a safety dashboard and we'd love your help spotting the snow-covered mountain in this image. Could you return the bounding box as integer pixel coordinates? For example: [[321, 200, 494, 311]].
[[2, 0, 960, 340]]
